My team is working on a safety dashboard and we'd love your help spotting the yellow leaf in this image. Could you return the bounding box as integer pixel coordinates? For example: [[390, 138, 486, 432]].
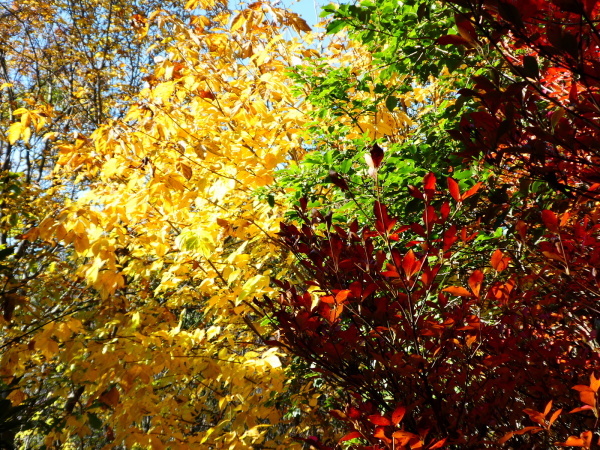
[[238, 274, 269, 304], [7, 122, 23, 145], [264, 354, 282, 368]]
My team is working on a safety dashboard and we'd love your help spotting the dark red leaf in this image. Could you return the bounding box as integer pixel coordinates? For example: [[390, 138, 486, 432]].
[[370, 143, 385, 169], [328, 170, 349, 191], [542, 209, 559, 232], [436, 34, 472, 46], [408, 184, 424, 199]]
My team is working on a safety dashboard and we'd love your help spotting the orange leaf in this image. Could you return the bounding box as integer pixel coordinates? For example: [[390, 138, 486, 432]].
[[544, 400, 553, 416], [335, 290, 352, 303], [443, 286, 473, 297], [569, 405, 594, 414], [462, 181, 482, 200], [514, 426, 544, 435], [392, 430, 419, 446], [497, 432, 514, 444], [391, 405, 406, 426], [99, 386, 120, 408], [557, 436, 587, 447], [490, 249, 510, 272], [523, 408, 546, 426], [468, 270, 483, 298], [573, 386, 596, 407], [466, 334, 477, 348], [428, 438, 447, 449], [557, 431, 593, 447], [374, 426, 391, 443], [590, 373, 600, 392], [549, 408, 562, 427]]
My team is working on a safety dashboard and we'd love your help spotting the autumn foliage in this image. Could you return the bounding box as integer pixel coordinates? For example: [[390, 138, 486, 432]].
[[2, 0, 600, 448], [257, 0, 600, 448], [261, 171, 600, 448]]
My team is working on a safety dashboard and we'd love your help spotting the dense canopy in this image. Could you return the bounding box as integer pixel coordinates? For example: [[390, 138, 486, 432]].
[[1, 0, 599, 449]]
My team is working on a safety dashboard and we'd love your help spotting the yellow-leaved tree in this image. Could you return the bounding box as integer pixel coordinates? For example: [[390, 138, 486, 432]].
[[0, 0, 218, 447], [2, 1, 335, 448]]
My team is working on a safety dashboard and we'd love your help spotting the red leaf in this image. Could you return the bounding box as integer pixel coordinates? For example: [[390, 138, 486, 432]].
[[198, 90, 216, 100], [455, 13, 478, 43], [440, 200, 451, 221], [329, 409, 347, 420], [339, 431, 362, 443], [542, 209, 559, 232], [447, 177, 461, 202], [443, 225, 458, 251], [423, 205, 438, 228], [411, 223, 426, 237], [382, 270, 400, 278], [391, 405, 406, 426], [516, 220, 528, 240], [408, 184, 424, 199], [402, 250, 419, 278], [328, 170, 349, 191], [348, 407, 361, 419], [423, 173, 437, 196], [374, 201, 397, 234], [99, 386, 120, 408], [369, 415, 392, 426]]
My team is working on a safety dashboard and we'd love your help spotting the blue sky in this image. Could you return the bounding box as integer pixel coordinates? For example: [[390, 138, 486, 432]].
[[280, 0, 329, 27]]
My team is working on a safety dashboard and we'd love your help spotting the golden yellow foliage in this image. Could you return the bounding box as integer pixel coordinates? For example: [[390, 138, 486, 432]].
[[6, 4, 322, 448]]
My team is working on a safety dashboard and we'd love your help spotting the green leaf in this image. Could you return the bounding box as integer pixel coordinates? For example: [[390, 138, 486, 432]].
[[87, 413, 102, 430], [385, 95, 398, 111], [326, 20, 346, 34]]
